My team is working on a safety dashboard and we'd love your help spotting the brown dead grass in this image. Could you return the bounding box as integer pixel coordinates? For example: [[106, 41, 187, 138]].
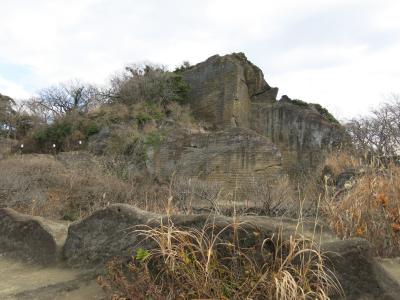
[[322, 152, 400, 257], [0, 154, 135, 220], [99, 218, 343, 300]]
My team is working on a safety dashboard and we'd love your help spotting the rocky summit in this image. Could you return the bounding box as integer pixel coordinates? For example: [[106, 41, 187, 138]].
[[143, 53, 345, 187]]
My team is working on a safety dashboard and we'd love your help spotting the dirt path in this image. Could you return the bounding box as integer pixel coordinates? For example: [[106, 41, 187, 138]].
[[0, 256, 104, 300]]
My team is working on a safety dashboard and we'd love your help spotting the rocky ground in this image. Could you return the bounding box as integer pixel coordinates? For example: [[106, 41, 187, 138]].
[[1, 255, 399, 300], [1, 205, 400, 299]]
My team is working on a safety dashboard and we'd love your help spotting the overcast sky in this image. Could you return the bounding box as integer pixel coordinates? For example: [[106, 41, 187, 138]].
[[1, 0, 399, 120]]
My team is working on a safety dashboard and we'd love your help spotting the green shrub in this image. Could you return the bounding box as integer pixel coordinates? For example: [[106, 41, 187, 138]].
[[110, 64, 190, 106], [291, 99, 310, 108], [136, 112, 152, 126], [174, 60, 193, 73], [311, 103, 339, 124], [144, 130, 164, 147], [85, 122, 100, 136], [32, 127, 48, 145], [167, 73, 190, 104], [291, 99, 339, 124]]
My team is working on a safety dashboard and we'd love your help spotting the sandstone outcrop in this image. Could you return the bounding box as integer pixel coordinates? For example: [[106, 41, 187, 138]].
[[62, 204, 400, 299], [150, 127, 282, 186], [182, 53, 345, 176], [83, 53, 343, 184], [183, 53, 277, 129], [250, 99, 344, 172], [1, 206, 400, 299], [0, 208, 68, 265], [144, 52, 346, 185]]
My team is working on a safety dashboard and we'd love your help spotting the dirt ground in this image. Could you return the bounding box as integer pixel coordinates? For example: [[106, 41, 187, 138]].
[[0, 256, 104, 300]]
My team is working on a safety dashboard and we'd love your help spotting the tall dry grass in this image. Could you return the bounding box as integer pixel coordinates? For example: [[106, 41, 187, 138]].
[[99, 217, 343, 300], [322, 152, 400, 257], [0, 154, 135, 220]]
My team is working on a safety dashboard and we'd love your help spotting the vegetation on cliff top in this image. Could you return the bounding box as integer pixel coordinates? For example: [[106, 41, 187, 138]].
[[8, 64, 193, 154], [291, 99, 339, 124]]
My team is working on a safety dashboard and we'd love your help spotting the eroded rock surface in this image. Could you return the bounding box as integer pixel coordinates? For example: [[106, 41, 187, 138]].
[[62, 204, 400, 299], [182, 53, 345, 176], [250, 100, 344, 172], [183, 53, 277, 129], [323, 239, 400, 300], [150, 127, 282, 186], [63, 204, 333, 267], [0, 208, 68, 265], [1, 206, 400, 299]]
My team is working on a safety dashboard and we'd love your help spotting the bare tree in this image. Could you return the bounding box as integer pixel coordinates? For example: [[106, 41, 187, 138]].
[[347, 94, 400, 157], [28, 80, 101, 120]]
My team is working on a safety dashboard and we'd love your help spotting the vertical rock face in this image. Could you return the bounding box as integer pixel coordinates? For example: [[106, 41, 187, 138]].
[[150, 127, 282, 187], [145, 53, 344, 186], [250, 101, 344, 173], [180, 53, 345, 177], [183, 53, 277, 129]]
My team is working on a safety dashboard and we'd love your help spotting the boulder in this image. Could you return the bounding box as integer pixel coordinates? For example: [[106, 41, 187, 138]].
[[0, 208, 68, 265], [63, 205, 161, 266], [323, 238, 400, 300], [63, 204, 332, 267]]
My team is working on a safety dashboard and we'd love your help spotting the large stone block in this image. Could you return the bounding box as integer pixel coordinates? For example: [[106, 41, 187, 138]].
[[183, 52, 278, 128], [150, 127, 283, 188]]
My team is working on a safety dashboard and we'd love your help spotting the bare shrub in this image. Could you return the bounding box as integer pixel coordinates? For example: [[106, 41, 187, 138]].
[[239, 176, 298, 217], [108, 64, 189, 106], [171, 177, 222, 214], [27, 80, 102, 120]]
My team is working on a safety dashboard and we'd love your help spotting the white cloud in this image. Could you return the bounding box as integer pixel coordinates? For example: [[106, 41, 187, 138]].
[[0, 0, 399, 118], [0, 75, 31, 100]]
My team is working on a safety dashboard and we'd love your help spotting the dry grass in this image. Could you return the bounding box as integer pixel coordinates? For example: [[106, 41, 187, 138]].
[[322, 152, 400, 257], [99, 217, 343, 300], [0, 154, 135, 220], [322, 151, 362, 177]]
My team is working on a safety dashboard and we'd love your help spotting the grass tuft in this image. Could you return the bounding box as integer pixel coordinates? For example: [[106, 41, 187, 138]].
[[99, 217, 343, 299]]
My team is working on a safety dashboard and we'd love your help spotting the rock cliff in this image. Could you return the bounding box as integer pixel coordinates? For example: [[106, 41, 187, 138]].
[[149, 53, 343, 183], [250, 98, 344, 172], [149, 127, 282, 187], [182, 53, 278, 129]]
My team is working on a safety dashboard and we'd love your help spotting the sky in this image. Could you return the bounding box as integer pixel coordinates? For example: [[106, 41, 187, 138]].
[[0, 0, 399, 120]]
